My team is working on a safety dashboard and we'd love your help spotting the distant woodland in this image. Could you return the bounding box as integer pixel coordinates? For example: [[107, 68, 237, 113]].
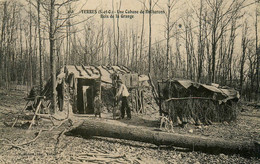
[[0, 0, 259, 101]]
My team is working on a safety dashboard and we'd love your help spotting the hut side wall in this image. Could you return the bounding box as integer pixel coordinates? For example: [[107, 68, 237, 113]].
[[159, 80, 240, 124]]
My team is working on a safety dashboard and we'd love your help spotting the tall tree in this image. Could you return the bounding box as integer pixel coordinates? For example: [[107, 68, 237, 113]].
[[0, 1, 8, 87], [29, 0, 33, 89], [206, 0, 245, 83], [255, 0, 259, 100], [240, 20, 249, 95], [139, 0, 146, 74], [50, 0, 56, 112], [165, 0, 175, 78], [197, 0, 205, 82], [148, 0, 152, 73], [37, 0, 43, 92]]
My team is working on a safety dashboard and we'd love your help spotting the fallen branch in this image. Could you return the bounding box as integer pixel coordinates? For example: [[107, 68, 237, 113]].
[[0, 130, 42, 151], [17, 129, 43, 146], [12, 101, 30, 127], [78, 152, 126, 159], [1, 118, 73, 151], [54, 128, 68, 153], [5, 143, 28, 151], [73, 156, 122, 163], [0, 139, 28, 151]]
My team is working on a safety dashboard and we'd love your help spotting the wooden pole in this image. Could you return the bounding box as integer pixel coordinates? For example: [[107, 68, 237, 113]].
[[158, 82, 162, 116], [12, 100, 30, 127], [28, 100, 42, 130], [165, 97, 213, 102], [135, 89, 138, 113], [141, 90, 145, 114]]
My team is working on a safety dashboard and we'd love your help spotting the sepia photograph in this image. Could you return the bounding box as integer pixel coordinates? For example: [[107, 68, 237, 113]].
[[0, 0, 259, 163]]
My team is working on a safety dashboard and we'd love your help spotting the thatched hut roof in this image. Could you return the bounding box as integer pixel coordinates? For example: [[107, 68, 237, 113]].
[[64, 65, 149, 87], [159, 79, 240, 103], [158, 79, 241, 124]]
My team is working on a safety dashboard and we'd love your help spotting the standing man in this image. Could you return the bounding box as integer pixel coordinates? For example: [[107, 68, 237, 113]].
[[56, 78, 63, 111], [56, 70, 65, 111], [94, 90, 102, 118], [115, 79, 131, 119]]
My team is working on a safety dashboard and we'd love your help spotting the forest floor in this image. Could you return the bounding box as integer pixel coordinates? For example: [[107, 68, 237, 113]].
[[0, 88, 259, 164]]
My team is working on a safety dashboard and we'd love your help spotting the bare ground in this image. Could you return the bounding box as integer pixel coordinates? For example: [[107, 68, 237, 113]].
[[0, 89, 259, 164]]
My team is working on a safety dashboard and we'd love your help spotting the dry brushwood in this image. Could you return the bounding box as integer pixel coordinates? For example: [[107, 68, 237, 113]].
[[70, 152, 130, 164], [1, 118, 74, 152], [0, 129, 43, 151], [163, 99, 240, 125]]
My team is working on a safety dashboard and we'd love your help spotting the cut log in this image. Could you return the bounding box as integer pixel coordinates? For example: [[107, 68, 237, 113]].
[[70, 118, 260, 157]]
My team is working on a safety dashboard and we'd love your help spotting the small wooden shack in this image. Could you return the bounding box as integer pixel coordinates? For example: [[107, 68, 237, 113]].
[[158, 79, 240, 124], [43, 65, 150, 114]]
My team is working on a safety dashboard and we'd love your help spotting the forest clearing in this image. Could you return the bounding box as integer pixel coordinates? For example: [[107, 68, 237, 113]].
[[0, 87, 259, 163]]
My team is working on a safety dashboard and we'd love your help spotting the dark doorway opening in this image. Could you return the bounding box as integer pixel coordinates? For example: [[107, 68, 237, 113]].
[[77, 78, 97, 114]]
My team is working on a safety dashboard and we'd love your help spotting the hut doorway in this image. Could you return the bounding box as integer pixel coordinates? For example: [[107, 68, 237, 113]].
[[77, 78, 95, 114]]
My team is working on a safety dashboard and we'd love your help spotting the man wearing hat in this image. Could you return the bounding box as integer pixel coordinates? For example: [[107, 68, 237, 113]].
[[115, 79, 131, 119]]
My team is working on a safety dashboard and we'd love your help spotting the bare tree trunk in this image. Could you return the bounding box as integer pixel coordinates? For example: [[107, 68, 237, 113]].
[[101, 18, 104, 65], [189, 23, 196, 81], [33, 16, 38, 85], [211, 29, 217, 83], [50, 0, 57, 113], [19, 12, 24, 84], [166, 0, 171, 79], [112, 0, 117, 65], [135, 30, 138, 70], [66, 5, 71, 65], [240, 21, 248, 96], [255, 1, 259, 101], [227, 18, 237, 86], [175, 24, 181, 77], [0, 1, 7, 87], [108, 30, 112, 65], [29, 0, 33, 88], [139, 2, 145, 73], [131, 30, 135, 69], [184, 19, 193, 80], [126, 28, 130, 66], [38, 0, 43, 92], [197, 0, 204, 82], [148, 0, 152, 73], [117, 2, 121, 65]]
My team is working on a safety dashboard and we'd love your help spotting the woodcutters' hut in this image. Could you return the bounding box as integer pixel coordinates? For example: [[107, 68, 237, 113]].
[[41, 65, 150, 114], [158, 79, 240, 125]]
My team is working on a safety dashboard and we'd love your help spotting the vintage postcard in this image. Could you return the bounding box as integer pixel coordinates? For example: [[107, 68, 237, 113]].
[[0, 0, 259, 163]]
